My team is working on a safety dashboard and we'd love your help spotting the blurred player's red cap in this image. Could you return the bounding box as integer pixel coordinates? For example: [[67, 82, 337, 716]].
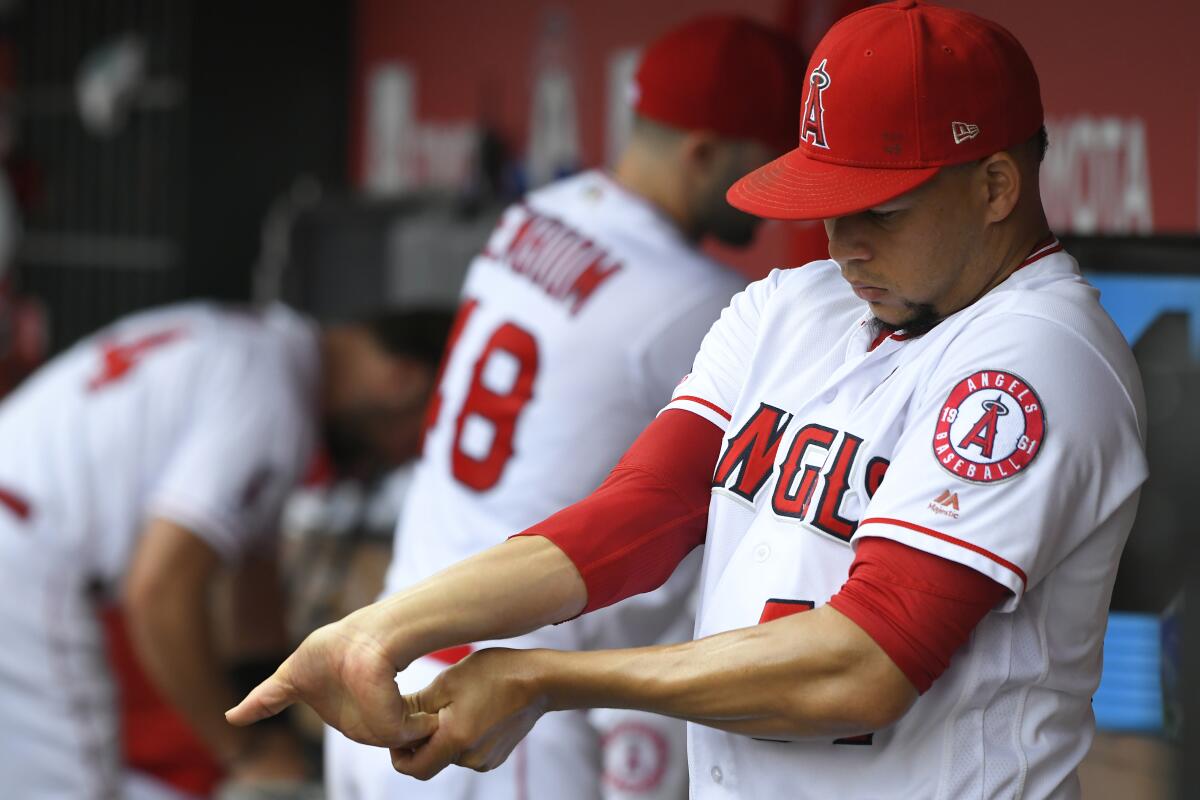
[[633, 16, 804, 154], [728, 0, 1044, 220]]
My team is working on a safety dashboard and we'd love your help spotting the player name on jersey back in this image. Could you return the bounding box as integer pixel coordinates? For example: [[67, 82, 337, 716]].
[[480, 204, 623, 315]]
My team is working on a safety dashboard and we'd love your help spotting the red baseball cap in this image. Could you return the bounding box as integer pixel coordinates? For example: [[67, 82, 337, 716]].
[[633, 16, 805, 154], [728, 0, 1044, 220]]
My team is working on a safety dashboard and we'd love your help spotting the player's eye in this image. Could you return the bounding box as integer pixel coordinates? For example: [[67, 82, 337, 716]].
[[867, 208, 900, 222]]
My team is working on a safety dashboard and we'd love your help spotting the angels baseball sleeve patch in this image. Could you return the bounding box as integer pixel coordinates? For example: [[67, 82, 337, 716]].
[[932, 369, 1046, 483]]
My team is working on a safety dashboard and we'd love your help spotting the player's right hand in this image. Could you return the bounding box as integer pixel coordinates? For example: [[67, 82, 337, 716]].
[[225, 614, 438, 749]]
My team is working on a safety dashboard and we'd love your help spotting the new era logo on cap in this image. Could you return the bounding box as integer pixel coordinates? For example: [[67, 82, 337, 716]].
[[951, 121, 980, 144]]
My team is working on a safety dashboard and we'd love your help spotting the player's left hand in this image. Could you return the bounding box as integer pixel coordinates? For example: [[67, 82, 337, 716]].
[[390, 648, 550, 780]]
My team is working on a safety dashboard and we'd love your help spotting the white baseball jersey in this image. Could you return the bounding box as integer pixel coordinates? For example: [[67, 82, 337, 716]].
[[329, 170, 742, 800], [664, 240, 1148, 799], [384, 169, 743, 642], [0, 301, 319, 798]]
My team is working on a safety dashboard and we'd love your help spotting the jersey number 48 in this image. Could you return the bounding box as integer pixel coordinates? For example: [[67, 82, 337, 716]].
[[427, 299, 539, 491]]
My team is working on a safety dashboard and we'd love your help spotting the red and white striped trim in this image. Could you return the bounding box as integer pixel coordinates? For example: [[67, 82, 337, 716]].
[[664, 394, 732, 429], [1014, 236, 1063, 272], [868, 326, 917, 352], [673, 395, 730, 420], [859, 516, 1028, 588]]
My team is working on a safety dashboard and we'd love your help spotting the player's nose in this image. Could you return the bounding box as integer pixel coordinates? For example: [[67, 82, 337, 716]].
[[823, 216, 872, 268]]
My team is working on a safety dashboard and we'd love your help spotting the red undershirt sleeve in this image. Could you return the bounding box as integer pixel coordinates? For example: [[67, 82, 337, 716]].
[[512, 408, 723, 614], [827, 537, 1011, 694]]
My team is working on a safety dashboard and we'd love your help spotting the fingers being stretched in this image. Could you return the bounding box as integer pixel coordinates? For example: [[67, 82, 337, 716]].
[[391, 725, 463, 782], [339, 671, 440, 749], [405, 676, 451, 716], [372, 709, 440, 750]]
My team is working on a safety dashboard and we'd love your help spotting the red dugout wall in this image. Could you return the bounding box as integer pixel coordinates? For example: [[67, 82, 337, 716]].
[[351, 0, 1200, 239]]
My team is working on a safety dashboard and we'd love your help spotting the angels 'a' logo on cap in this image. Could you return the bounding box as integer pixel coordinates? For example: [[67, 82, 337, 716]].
[[932, 369, 1046, 484], [801, 58, 832, 149]]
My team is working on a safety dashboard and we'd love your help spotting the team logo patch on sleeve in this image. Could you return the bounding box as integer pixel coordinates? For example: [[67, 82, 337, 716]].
[[932, 370, 1046, 483]]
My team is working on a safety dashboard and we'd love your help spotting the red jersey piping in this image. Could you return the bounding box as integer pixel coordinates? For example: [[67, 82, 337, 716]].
[[865, 235, 1060, 351], [859, 516, 1028, 587], [672, 395, 732, 421], [1014, 236, 1062, 272]]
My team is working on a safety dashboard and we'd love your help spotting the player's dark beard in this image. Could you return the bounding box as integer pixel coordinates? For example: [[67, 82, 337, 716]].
[[872, 301, 941, 338], [701, 159, 763, 247], [707, 204, 760, 247]]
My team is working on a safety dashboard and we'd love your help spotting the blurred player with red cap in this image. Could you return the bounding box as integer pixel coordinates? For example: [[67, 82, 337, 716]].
[[320, 14, 803, 800], [234, 3, 1148, 796]]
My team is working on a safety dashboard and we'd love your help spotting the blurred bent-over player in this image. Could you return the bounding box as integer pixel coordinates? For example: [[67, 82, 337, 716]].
[[0, 300, 451, 797], [323, 15, 802, 800]]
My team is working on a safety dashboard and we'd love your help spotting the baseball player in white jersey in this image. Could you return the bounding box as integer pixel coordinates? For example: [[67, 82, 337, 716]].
[[231, 3, 1148, 798], [323, 16, 803, 800], [0, 300, 450, 798]]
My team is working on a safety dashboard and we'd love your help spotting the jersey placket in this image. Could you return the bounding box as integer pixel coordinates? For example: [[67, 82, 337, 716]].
[[757, 326, 922, 570]]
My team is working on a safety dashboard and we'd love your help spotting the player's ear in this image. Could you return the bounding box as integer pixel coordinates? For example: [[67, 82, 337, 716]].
[[679, 131, 722, 176], [980, 151, 1021, 224]]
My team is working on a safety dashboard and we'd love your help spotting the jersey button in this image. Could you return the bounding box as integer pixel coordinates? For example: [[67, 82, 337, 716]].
[[710, 766, 723, 784], [753, 543, 771, 562]]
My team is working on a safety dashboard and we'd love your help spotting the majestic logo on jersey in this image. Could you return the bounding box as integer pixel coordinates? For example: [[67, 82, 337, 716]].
[[713, 403, 890, 543], [933, 370, 1045, 484], [928, 489, 961, 519], [800, 58, 832, 149]]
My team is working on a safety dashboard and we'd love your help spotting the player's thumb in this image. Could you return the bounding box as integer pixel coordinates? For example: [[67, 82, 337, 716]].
[[404, 677, 450, 718], [225, 670, 296, 726], [371, 684, 442, 748], [397, 708, 440, 745]]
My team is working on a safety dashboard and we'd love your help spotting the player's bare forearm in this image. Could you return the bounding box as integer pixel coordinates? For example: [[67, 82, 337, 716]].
[[386, 604, 919, 779], [530, 605, 916, 739], [227, 552, 291, 657], [124, 519, 249, 764], [360, 535, 587, 665], [129, 583, 247, 756]]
